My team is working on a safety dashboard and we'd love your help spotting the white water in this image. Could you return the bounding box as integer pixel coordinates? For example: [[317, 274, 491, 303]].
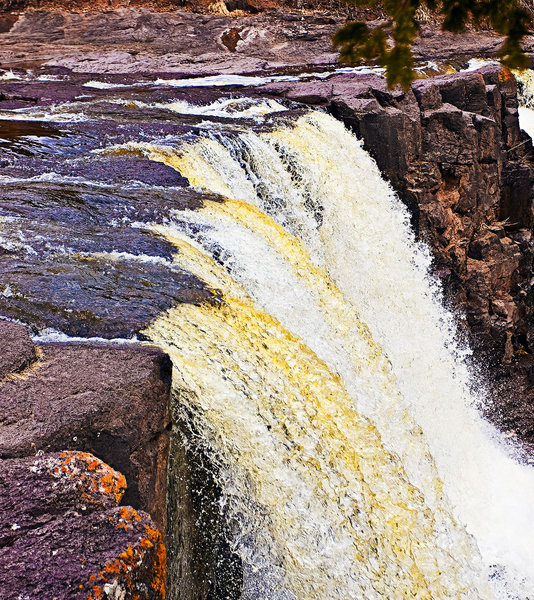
[[126, 108, 534, 598], [518, 106, 534, 139], [514, 68, 534, 140]]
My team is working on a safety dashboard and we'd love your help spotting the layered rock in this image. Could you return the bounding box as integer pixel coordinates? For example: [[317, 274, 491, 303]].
[[260, 66, 534, 361], [1, 10, 534, 594], [0, 9, 342, 74], [0, 179, 215, 338], [0, 451, 166, 600]]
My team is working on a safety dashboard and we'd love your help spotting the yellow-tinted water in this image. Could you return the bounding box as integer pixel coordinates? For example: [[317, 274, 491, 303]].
[[117, 107, 534, 598]]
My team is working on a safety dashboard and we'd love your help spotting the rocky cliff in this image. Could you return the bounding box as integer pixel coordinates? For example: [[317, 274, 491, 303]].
[[2, 7, 534, 598], [259, 66, 534, 364], [0, 320, 170, 599]]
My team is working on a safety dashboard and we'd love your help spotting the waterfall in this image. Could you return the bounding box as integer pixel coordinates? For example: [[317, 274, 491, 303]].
[[112, 105, 534, 598], [514, 68, 534, 139]]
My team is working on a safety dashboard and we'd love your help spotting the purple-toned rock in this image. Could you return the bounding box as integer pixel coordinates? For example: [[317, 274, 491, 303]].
[[0, 342, 171, 532], [0, 319, 37, 379], [0, 451, 126, 547], [0, 451, 166, 600], [0, 180, 215, 339]]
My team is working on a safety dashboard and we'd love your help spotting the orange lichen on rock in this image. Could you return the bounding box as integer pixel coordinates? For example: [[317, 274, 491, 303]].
[[86, 507, 167, 599], [50, 451, 127, 504], [498, 67, 514, 83], [116, 506, 143, 530], [151, 534, 167, 598]]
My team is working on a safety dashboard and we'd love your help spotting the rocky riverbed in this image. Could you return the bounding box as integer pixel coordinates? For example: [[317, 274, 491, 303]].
[[1, 5, 534, 599]]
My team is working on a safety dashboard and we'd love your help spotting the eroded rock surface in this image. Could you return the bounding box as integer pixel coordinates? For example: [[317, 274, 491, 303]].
[[2, 12, 534, 596], [0, 9, 342, 74], [0, 451, 166, 600], [1, 8, 533, 77], [0, 334, 172, 531], [0, 178, 218, 337], [0, 319, 36, 378]]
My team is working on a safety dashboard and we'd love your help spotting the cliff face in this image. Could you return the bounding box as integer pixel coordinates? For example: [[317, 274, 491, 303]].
[[260, 66, 534, 363]]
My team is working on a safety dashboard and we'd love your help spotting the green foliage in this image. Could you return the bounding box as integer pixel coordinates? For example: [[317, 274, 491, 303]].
[[332, 0, 532, 88]]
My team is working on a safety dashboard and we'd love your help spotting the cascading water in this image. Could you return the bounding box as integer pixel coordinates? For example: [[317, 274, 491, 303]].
[[108, 103, 534, 598], [515, 68, 534, 139]]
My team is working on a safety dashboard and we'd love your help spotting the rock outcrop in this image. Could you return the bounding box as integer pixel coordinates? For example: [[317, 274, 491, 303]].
[[0, 180, 214, 339], [0, 451, 166, 600], [0, 322, 172, 598], [260, 66, 534, 361], [1, 8, 533, 77], [2, 8, 534, 595], [0, 9, 342, 74], [0, 334, 172, 531]]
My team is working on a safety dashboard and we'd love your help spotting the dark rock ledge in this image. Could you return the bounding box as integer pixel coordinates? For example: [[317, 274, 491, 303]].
[[0, 319, 171, 599]]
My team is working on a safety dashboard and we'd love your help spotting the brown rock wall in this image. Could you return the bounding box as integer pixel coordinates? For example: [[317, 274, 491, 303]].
[[261, 66, 534, 361]]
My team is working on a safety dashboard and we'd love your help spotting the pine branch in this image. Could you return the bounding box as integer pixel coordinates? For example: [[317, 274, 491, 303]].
[[333, 0, 532, 89]]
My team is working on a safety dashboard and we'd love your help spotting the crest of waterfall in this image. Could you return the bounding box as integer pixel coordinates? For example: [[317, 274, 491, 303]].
[[117, 107, 534, 598]]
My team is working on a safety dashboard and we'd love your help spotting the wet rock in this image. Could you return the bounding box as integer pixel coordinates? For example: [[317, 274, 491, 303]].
[[0, 181, 217, 338], [0, 451, 165, 600], [0, 342, 172, 532], [62, 156, 190, 187], [0, 319, 36, 379], [487, 351, 534, 463], [0, 252, 212, 338], [166, 416, 243, 600]]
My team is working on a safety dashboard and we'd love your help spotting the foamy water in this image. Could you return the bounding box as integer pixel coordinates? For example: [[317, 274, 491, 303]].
[[128, 107, 534, 597]]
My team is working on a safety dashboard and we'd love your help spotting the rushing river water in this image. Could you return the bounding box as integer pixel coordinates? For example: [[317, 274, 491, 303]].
[[134, 106, 534, 600], [1, 69, 534, 599]]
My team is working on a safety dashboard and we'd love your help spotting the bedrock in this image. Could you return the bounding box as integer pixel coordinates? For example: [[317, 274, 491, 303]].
[[260, 65, 534, 362], [0, 320, 172, 599]]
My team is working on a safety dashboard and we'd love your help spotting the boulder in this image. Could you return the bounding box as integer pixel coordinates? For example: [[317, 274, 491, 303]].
[[0, 340, 172, 532], [0, 451, 166, 600]]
